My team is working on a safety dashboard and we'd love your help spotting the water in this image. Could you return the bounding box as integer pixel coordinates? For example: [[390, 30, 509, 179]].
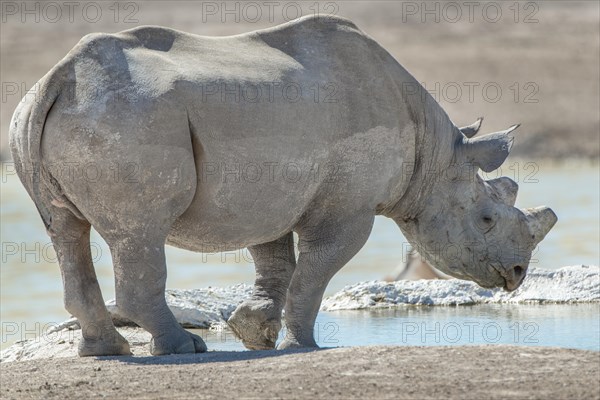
[[1, 160, 599, 350], [199, 304, 600, 352]]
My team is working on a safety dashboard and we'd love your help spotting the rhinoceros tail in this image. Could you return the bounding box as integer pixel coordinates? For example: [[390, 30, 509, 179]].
[[9, 61, 82, 229]]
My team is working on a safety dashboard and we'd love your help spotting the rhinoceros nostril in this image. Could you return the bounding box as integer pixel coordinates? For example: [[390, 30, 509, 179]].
[[513, 265, 524, 278]]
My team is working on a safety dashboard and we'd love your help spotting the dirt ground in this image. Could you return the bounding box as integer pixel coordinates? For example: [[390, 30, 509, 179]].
[[1, 1, 599, 160], [0, 345, 598, 399]]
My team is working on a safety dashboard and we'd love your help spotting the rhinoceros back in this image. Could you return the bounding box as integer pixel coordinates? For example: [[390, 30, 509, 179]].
[[14, 15, 423, 251]]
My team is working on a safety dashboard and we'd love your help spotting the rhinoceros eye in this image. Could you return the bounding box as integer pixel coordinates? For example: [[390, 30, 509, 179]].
[[476, 210, 497, 232]]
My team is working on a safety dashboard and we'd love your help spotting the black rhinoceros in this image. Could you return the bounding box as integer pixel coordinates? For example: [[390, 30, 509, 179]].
[[10, 15, 557, 356]]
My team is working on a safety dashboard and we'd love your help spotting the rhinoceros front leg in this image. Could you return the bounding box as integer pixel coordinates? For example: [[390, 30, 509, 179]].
[[228, 232, 295, 350], [48, 208, 130, 357], [278, 213, 374, 349], [108, 235, 207, 355]]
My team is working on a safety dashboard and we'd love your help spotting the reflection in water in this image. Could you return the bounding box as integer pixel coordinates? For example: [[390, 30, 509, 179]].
[[323, 304, 600, 351], [1, 161, 599, 350], [196, 304, 600, 352]]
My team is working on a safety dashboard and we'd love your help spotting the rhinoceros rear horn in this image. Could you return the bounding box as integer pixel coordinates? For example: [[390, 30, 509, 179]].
[[461, 124, 519, 172], [488, 176, 519, 206], [524, 206, 558, 244], [459, 117, 484, 138]]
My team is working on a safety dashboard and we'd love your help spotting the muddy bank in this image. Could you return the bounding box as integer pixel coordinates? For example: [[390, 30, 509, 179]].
[[0, 345, 598, 399]]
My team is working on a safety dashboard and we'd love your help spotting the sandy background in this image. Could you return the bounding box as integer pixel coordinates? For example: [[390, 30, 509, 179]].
[[1, 1, 599, 161]]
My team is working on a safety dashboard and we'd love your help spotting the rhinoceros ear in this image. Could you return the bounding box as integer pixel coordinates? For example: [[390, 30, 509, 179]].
[[460, 117, 483, 138], [461, 124, 519, 172]]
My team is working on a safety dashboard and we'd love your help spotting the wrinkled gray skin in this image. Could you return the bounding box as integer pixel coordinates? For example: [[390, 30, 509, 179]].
[[10, 16, 557, 356]]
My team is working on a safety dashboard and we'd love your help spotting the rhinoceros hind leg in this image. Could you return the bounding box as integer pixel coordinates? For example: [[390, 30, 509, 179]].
[[277, 213, 374, 349], [228, 232, 295, 350], [79, 334, 131, 357], [48, 207, 131, 357], [107, 234, 207, 356]]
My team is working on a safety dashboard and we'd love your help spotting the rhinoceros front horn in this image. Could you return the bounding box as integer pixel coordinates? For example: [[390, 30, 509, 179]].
[[488, 176, 518, 206], [524, 206, 558, 244]]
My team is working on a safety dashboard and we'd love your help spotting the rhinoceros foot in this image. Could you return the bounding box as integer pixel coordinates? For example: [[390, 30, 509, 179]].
[[276, 337, 318, 350], [227, 299, 282, 350], [149, 330, 207, 356], [78, 330, 131, 357]]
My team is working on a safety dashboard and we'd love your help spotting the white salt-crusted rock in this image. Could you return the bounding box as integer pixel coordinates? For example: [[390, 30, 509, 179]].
[[107, 284, 252, 328], [0, 328, 151, 363], [1, 285, 251, 363], [321, 266, 600, 310]]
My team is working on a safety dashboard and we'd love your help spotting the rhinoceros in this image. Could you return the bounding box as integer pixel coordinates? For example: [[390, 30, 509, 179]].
[[10, 15, 557, 356], [388, 117, 485, 282]]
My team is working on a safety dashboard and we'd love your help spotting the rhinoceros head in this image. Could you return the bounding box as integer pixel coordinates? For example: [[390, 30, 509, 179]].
[[401, 122, 557, 291]]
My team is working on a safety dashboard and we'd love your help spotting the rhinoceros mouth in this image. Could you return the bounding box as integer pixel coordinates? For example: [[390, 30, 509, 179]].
[[466, 272, 505, 290], [451, 264, 505, 289], [482, 263, 515, 291], [502, 273, 526, 292], [490, 263, 526, 292], [476, 280, 504, 290]]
